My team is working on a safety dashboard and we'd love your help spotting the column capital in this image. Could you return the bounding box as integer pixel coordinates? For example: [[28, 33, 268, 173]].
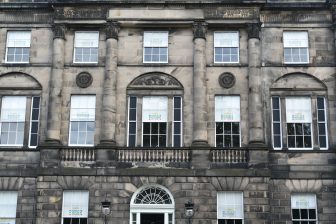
[[193, 20, 208, 40], [331, 4, 336, 28], [106, 21, 120, 40], [247, 22, 261, 40], [52, 23, 66, 39]]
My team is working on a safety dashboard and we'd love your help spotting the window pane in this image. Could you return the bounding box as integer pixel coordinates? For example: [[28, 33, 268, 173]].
[[232, 122, 239, 134], [174, 109, 181, 121], [224, 123, 231, 134], [216, 123, 223, 134], [287, 123, 295, 135], [143, 135, 150, 146], [288, 136, 295, 148], [273, 123, 280, 135], [159, 123, 166, 134], [129, 122, 136, 134], [216, 135, 223, 147], [296, 136, 303, 148], [63, 218, 71, 224], [304, 136, 312, 148], [274, 136, 281, 148], [224, 135, 231, 146], [317, 97, 324, 109], [319, 136, 327, 148], [292, 209, 300, 219], [318, 110, 325, 121], [152, 123, 158, 134], [295, 123, 302, 135], [174, 122, 181, 134], [159, 135, 166, 146], [173, 135, 181, 147], [301, 209, 308, 219], [151, 135, 158, 147], [303, 123, 311, 135], [273, 110, 280, 121], [143, 123, 150, 134], [232, 135, 240, 147], [308, 209, 316, 219]]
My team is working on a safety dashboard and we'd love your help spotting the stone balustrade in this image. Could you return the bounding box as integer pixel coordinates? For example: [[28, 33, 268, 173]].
[[210, 148, 249, 165], [60, 147, 95, 162], [117, 147, 190, 164]]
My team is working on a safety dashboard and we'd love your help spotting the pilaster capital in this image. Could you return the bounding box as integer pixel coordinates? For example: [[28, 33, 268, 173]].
[[52, 23, 66, 40], [331, 4, 336, 28], [193, 20, 208, 40], [106, 21, 120, 40], [247, 22, 261, 40]]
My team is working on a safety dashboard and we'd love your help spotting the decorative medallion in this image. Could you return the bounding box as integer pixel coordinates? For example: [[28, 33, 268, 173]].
[[219, 72, 236, 89], [76, 72, 93, 88]]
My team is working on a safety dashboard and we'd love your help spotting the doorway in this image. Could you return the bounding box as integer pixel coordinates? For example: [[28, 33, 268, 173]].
[[141, 213, 164, 224]]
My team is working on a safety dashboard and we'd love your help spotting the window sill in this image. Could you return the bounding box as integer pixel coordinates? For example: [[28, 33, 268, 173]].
[[70, 63, 99, 67], [283, 63, 310, 67], [208, 63, 248, 67]]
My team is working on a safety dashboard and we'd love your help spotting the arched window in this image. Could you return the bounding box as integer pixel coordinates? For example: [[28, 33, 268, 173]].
[[126, 72, 184, 148], [270, 73, 328, 150], [130, 185, 175, 224]]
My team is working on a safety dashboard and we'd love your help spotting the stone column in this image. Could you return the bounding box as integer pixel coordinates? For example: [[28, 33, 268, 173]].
[[46, 24, 66, 144], [192, 21, 208, 147], [247, 23, 265, 146], [100, 21, 120, 145]]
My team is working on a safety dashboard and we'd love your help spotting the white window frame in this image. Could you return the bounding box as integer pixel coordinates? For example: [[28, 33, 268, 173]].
[[214, 31, 239, 64], [285, 97, 313, 150], [62, 191, 89, 224], [215, 96, 241, 148], [141, 96, 168, 147], [316, 97, 328, 150], [5, 31, 31, 64], [0, 191, 18, 224], [283, 31, 309, 64], [291, 194, 318, 223], [0, 96, 27, 147], [73, 31, 99, 64], [127, 96, 137, 147], [217, 192, 244, 223], [28, 96, 40, 148], [271, 96, 283, 150], [172, 96, 183, 147], [68, 95, 96, 147], [143, 31, 169, 64]]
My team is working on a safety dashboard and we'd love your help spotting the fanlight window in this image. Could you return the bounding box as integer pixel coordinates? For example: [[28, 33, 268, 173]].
[[134, 186, 172, 204]]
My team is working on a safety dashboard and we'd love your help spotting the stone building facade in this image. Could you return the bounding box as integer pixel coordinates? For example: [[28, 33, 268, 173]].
[[0, 0, 335, 224]]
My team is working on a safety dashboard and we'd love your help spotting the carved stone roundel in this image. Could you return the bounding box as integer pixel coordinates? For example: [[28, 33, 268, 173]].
[[76, 72, 93, 88], [219, 72, 236, 89]]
